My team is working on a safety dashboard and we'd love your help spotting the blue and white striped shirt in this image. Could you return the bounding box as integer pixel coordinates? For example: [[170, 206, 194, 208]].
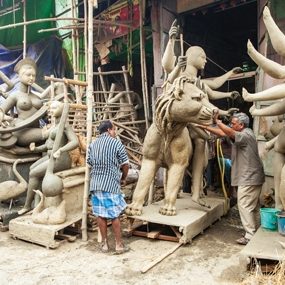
[[87, 133, 129, 194]]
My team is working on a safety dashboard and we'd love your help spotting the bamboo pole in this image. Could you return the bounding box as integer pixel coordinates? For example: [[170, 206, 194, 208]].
[[141, 243, 183, 273], [71, 0, 81, 103], [44, 76, 87, 86], [22, 0, 27, 59], [82, 0, 94, 242], [84, 0, 88, 81], [97, 67, 108, 103], [122, 66, 135, 121], [78, 69, 129, 75], [0, 18, 84, 31], [139, 0, 149, 129]]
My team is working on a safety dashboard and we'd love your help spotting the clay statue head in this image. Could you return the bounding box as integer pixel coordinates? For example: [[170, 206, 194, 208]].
[[50, 101, 64, 118], [14, 58, 37, 86], [185, 46, 207, 71]]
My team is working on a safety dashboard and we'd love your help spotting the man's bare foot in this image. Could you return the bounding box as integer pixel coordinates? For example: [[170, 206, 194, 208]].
[[18, 207, 31, 215], [100, 242, 109, 253]]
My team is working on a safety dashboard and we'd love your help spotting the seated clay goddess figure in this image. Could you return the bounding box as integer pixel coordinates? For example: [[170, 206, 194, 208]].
[[0, 58, 49, 151], [242, 6, 285, 210], [18, 100, 78, 215]]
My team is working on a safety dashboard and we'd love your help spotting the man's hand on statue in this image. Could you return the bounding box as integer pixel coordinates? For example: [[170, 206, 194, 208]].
[[169, 19, 178, 39], [212, 109, 219, 124], [53, 149, 61, 159], [230, 91, 240, 100], [120, 179, 127, 187], [177, 56, 187, 68], [29, 142, 36, 151], [232, 67, 243, 74]]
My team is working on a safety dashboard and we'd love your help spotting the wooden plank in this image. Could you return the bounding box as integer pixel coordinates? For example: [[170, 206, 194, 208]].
[[147, 231, 160, 239], [141, 243, 183, 273]]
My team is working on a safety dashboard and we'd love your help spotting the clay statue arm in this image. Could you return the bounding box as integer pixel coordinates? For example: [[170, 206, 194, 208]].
[[167, 56, 187, 84], [263, 6, 285, 58], [29, 142, 48, 153], [265, 135, 279, 151], [53, 125, 79, 158], [132, 92, 143, 110], [205, 85, 239, 100], [0, 71, 14, 98], [0, 95, 17, 124], [202, 67, 242, 90], [162, 19, 178, 73], [247, 39, 285, 79], [39, 82, 63, 99], [250, 100, 285, 116], [242, 85, 285, 102]]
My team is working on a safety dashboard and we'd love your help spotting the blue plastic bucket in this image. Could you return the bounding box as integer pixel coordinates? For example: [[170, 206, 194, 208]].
[[260, 208, 281, 231], [277, 212, 285, 236]]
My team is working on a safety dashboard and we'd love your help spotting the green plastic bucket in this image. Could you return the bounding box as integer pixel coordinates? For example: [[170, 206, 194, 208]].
[[277, 212, 285, 236], [260, 208, 281, 231]]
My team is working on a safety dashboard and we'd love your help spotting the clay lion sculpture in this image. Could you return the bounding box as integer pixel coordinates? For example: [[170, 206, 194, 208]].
[[125, 76, 215, 216]]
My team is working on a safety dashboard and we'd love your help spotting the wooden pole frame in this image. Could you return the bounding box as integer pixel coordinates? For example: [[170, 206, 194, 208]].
[[81, 0, 94, 242]]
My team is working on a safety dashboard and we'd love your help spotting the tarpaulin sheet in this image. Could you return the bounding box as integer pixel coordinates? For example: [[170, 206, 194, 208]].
[[0, 36, 65, 89], [0, 0, 55, 47]]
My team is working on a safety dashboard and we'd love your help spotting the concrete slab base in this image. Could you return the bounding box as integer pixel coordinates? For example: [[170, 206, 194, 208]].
[[126, 193, 226, 244], [240, 227, 285, 262]]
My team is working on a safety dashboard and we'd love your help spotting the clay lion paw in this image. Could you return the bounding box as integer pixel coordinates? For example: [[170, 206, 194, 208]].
[[125, 204, 142, 216], [159, 205, 176, 216]]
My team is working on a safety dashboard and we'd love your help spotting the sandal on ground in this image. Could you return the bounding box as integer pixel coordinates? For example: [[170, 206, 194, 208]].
[[236, 237, 249, 245], [113, 246, 130, 255]]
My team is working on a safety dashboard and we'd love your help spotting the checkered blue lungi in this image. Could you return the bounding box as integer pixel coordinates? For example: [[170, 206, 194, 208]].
[[91, 191, 127, 219]]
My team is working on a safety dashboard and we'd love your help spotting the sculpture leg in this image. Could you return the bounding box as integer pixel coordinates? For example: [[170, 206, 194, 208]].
[[191, 138, 210, 208], [18, 158, 49, 215], [125, 158, 159, 216], [279, 163, 285, 210], [159, 163, 187, 216], [160, 128, 191, 216], [18, 177, 40, 214], [273, 151, 285, 210], [263, 6, 285, 58]]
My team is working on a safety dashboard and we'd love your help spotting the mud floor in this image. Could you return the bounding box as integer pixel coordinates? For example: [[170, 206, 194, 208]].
[[0, 205, 252, 285]]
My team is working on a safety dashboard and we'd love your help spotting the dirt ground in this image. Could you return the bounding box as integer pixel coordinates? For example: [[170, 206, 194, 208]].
[[0, 205, 252, 285]]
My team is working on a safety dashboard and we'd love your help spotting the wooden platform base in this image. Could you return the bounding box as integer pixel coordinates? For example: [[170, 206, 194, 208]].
[[125, 193, 226, 244], [240, 227, 285, 265], [9, 213, 81, 249]]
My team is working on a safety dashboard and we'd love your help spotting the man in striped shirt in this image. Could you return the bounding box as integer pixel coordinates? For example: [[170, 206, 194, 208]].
[[87, 120, 129, 254]]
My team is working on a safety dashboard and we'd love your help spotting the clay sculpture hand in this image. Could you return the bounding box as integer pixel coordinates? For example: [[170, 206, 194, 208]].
[[242, 6, 285, 210]]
